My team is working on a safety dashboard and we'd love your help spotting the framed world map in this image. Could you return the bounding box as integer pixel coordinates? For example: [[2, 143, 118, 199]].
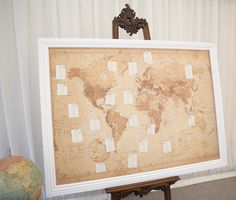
[[38, 39, 227, 197]]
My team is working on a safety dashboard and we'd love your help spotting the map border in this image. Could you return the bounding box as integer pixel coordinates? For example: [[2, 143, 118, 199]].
[[38, 38, 227, 197]]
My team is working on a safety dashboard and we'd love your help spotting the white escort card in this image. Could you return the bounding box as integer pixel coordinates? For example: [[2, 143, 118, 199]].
[[128, 62, 138, 75], [105, 137, 115, 152], [71, 129, 83, 143], [56, 64, 66, 80], [90, 118, 100, 131], [185, 64, 193, 79], [105, 92, 116, 105], [123, 90, 133, 105], [95, 163, 106, 173], [128, 115, 138, 127], [128, 154, 138, 168], [188, 115, 196, 126], [163, 140, 172, 154], [107, 61, 117, 72], [57, 84, 68, 95], [143, 52, 153, 64], [68, 103, 79, 118], [146, 123, 156, 135], [139, 139, 148, 152]]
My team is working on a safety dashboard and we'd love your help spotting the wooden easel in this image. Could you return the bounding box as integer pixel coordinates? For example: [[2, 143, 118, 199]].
[[106, 4, 180, 200]]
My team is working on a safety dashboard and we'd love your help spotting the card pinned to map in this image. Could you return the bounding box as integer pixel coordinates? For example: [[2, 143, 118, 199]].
[[146, 123, 156, 135], [128, 154, 138, 168], [123, 90, 133, 105], [139, 139, 148, 152], [105, 137, 115, 152], [95, 163, 106, 173], [163, 140, 172, 154], [56, 64, 66, 80], [143, 52, 153, 64], [128, 115, 138, 127], [105, 92, 116, 105], [57, 84, 68, 95], [71, 129, 83, 143], [68, 103, 79, 118], [107, 61, 117, 72], [188, 115, 196, 126], [128, 62, 138, 75], [90, 118, 101, 131], [185, 64, 193, 79]]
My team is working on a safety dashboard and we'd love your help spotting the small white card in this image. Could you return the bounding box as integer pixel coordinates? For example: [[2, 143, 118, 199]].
[[105, 137, 115, 152], [139, 139, 148, 152], [90, 118, 101, 131], [128, 115, 138, 127], [71, 129, 83, 143], [128, 154, 137, 168], [57, 84, 68, 95], [123, 90, 133, 105], [68, 103, 79, 118], [56, 64, 66, 80], [188, 115, 196, 126], [107, 61, 117, 72], [185, 64, 193, 79], [128, 62, 137, 75], [147, 123, 156, 135], [163, 140, 172, 153], [105, 92, 116, 105], [96, 163, 106, 173], [143, 52, 153, 64]]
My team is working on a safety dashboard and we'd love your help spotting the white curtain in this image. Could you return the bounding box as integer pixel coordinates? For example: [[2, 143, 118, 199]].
[[0, 0, 236, 199]]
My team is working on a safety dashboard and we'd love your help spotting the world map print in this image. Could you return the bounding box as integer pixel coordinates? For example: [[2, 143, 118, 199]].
[[49, 48, 219, 185]]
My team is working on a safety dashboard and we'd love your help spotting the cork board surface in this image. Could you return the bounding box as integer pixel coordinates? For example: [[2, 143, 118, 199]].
[[49, 48, 219, 185]]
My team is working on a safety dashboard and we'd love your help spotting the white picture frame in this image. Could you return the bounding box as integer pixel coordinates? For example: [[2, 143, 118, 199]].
[[38, 38, 227, 197]]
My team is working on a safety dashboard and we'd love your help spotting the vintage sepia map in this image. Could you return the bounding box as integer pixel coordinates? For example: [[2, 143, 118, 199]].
[[49, 48, 219, 185]]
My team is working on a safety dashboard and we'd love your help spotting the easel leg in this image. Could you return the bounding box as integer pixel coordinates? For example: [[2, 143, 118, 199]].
[[111, 193, 120, 200], [163, 185, 171, 200]]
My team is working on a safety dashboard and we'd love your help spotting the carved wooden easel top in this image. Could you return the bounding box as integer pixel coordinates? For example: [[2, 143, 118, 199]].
[[112, 4, 151, 40], [106, 4, 180, 200]]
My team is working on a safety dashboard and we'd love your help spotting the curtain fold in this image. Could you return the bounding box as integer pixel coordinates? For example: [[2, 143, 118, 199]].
[[1, 0, 236, 199], [0, 0, 34, 160]]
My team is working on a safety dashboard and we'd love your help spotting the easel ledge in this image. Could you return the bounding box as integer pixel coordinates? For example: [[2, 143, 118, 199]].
[[106, 176, 180, 200]]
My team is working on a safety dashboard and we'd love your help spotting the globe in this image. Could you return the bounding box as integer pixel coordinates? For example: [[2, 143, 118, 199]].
[[0, 156, 43, 200]]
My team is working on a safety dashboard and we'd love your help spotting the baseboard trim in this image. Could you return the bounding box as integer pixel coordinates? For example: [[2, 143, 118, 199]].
[[172, 171, 236, 189]]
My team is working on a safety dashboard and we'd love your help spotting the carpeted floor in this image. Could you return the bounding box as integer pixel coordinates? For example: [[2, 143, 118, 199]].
[[126, 177, 236, 200]]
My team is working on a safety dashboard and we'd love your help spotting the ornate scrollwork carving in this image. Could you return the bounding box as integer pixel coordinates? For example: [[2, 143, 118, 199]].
[[133, 187, 154, 197], [112, 4, 151, 40], [114, 185, 168, 199]]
